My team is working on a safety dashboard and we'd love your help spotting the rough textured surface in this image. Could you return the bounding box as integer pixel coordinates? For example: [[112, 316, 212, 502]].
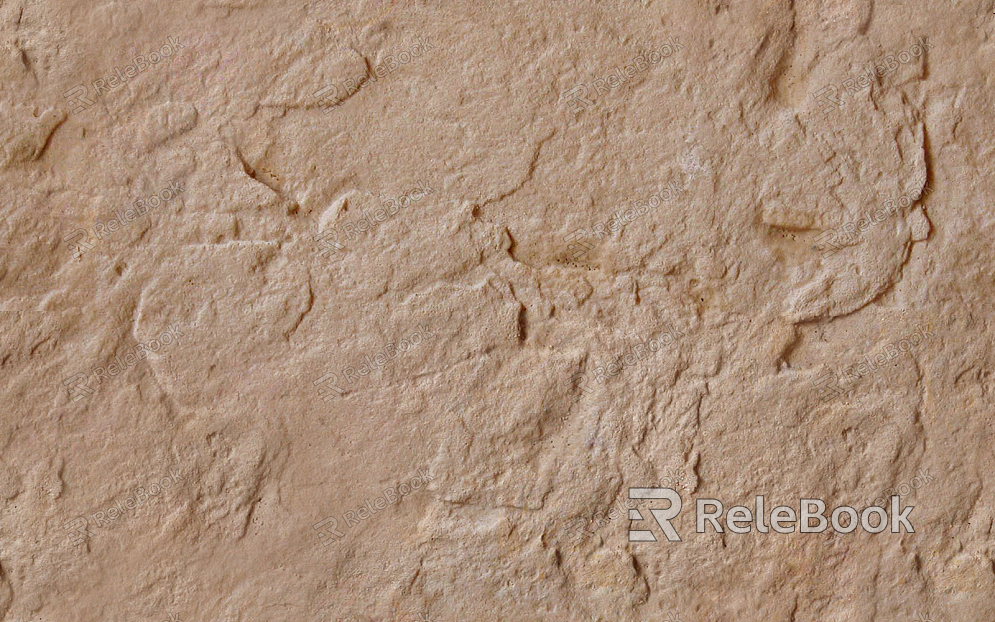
[[2, 1, 994, 621]]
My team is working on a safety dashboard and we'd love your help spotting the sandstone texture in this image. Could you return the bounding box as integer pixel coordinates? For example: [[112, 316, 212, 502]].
[[1, 1, 994, 621]]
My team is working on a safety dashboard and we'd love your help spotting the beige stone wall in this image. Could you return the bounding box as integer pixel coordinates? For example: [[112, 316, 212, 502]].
[[2, 1, 995, 620]]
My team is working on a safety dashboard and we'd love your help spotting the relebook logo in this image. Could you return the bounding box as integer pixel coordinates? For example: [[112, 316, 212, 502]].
[[627, 488, 915, 542], [63, 37, 185, 114]]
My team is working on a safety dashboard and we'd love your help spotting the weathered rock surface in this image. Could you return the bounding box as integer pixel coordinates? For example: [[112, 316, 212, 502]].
[[1, 1, 994, 621]]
